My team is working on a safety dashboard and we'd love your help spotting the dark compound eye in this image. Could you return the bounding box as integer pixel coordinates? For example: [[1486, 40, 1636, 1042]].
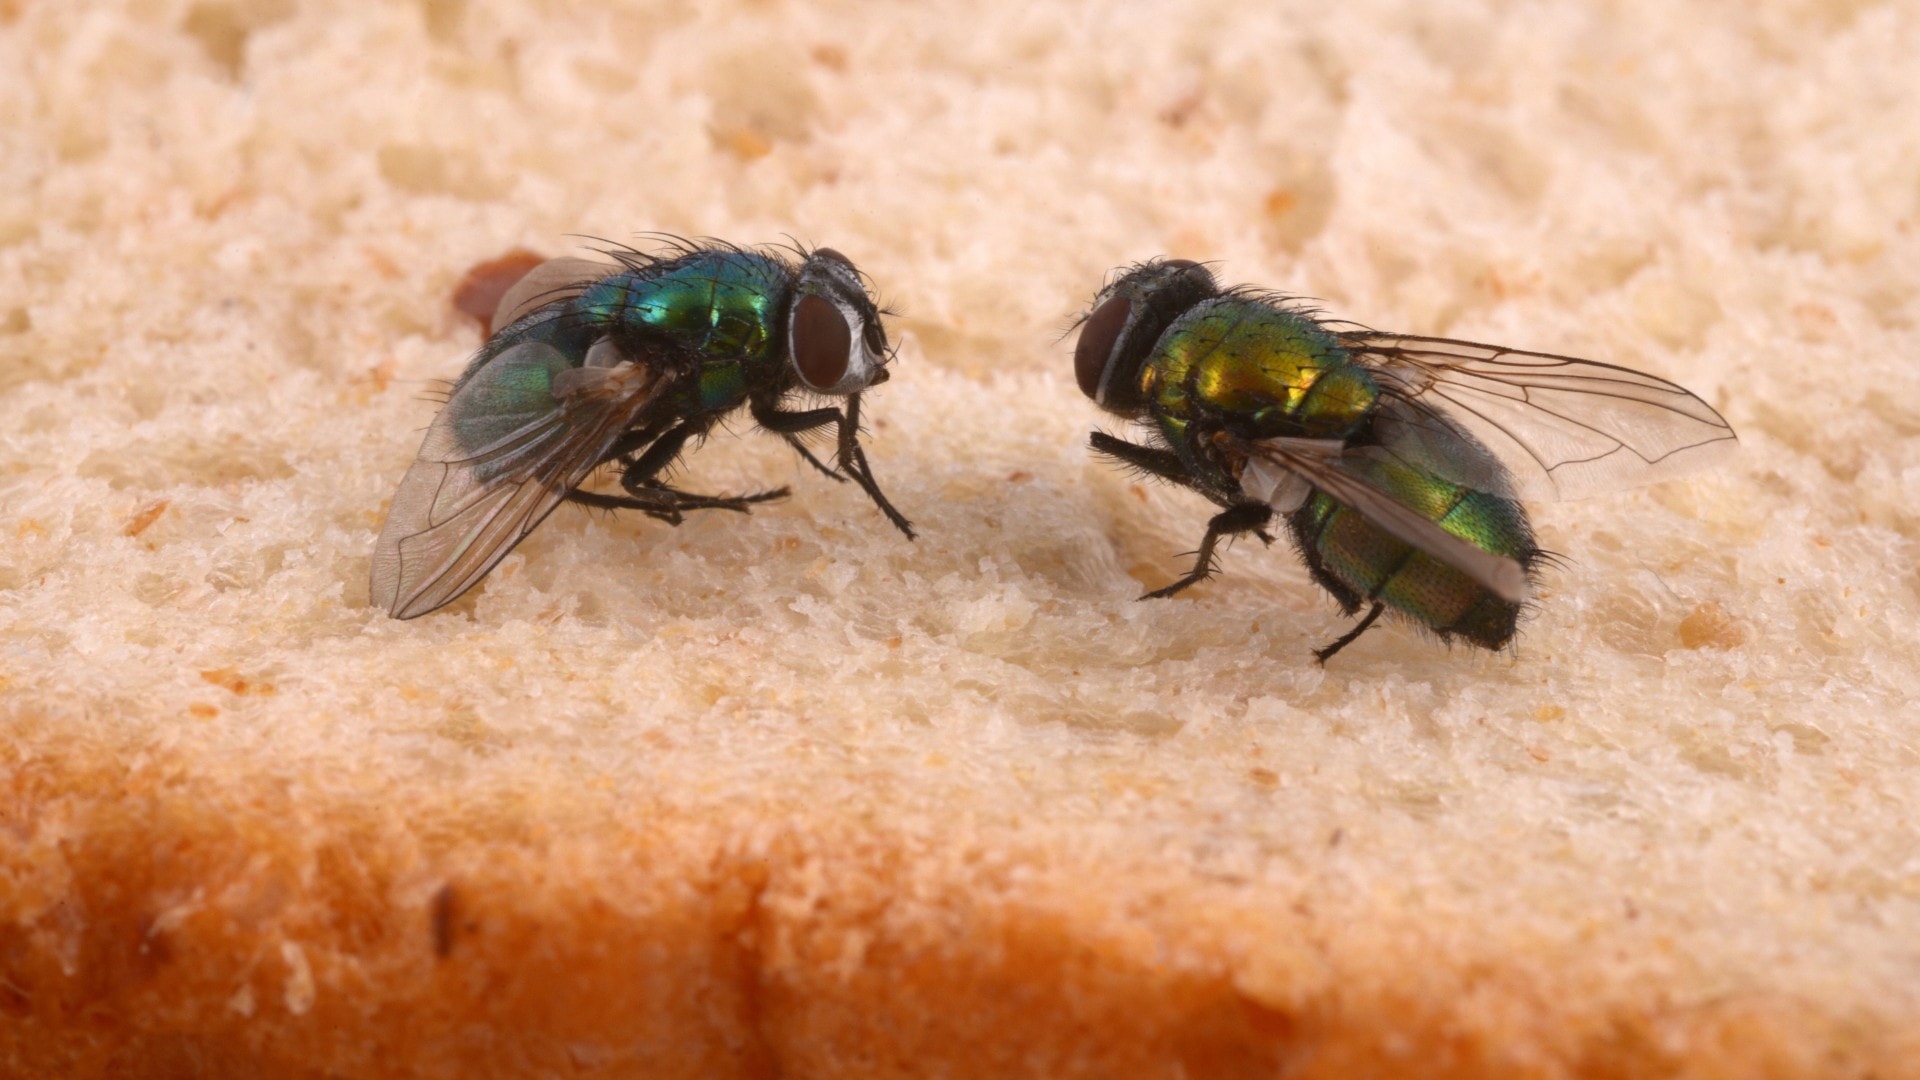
[[1074, 295, 1133, 401], [792, 293, 852, 390]]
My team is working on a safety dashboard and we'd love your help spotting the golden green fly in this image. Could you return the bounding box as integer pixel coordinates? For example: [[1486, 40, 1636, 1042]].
[[1073, 259, 1736, 663]]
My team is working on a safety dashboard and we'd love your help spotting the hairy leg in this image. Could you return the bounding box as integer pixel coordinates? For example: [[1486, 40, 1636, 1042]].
[[753, 395, 915, 539], [571, 419, 786, 526], [1141, 501, 1275, 600], [1313, 602, 1386, 665]]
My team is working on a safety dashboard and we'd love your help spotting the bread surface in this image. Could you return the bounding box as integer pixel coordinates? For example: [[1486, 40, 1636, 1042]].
[[3, 1, 1918, 1076]]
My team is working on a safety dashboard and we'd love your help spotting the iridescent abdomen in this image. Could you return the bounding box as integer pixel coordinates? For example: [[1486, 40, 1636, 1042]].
[[1291, 450, 1539, 648], [1142, 300, 1378, 457]]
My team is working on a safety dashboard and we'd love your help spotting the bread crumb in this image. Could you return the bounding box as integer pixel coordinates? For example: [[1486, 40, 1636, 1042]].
[[280, 942, 314, 1017], [122, 499, 168, 537], [1677, 601, 1745, 650]]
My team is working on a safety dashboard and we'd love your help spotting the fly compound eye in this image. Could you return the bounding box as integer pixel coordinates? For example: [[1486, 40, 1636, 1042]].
[[791, 292, 853, 391], [1074, 295, 1133, 402]]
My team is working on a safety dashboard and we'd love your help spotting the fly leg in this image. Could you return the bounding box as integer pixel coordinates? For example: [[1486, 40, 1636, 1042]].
[[565, 486, 787, 525], [753, 395, 915, 540], [1090, 431, 1195, 484], [1092, 432, 1275, 543], [750, 401, 846, 482], [1141, 502, 1274, 600], [1313, 602, 1386, 666], [567, 419, 788, 525], [837, 393, 914, 539]]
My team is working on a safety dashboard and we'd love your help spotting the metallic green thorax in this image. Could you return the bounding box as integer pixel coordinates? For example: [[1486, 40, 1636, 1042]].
[[1140, 298, 1537, 646], [1142, 300, 1378, 460], [462, 249, 795, 418], [576, 249, 792, 412]]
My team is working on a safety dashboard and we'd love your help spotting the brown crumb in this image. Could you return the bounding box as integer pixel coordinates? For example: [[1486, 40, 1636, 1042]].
[[200, 668, 276, 695], [717, 126, 773, 160], [1677, 601, 1745, 650], [452, 249, 546, 335], [123, 499, 169, 537]]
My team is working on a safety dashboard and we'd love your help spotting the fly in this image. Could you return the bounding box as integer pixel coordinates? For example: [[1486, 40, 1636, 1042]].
[[1072, 259, 1736, 663], [371, 238, 913, 619]]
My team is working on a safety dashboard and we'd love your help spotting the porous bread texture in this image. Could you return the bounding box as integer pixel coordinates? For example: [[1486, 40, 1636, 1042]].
[[2, 0, 1918, 1076]]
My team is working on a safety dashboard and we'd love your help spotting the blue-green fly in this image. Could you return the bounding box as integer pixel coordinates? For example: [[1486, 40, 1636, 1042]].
[[1073, 260, 1737, 662], [372, 239, 912, 619]]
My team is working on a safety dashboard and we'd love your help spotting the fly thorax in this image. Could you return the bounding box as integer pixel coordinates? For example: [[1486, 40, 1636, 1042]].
[[1293, 363, 1378, 439]]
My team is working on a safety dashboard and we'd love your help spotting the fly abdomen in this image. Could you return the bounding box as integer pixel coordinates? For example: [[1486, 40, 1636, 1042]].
[[1291, 456, 1539, 649]]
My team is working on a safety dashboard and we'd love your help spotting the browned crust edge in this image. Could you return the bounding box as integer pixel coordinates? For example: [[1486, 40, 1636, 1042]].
[[1, 738, 1910, 1080]]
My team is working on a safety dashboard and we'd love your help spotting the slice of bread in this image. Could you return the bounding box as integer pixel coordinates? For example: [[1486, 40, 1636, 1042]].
[[4, 1, 1917, 1076]]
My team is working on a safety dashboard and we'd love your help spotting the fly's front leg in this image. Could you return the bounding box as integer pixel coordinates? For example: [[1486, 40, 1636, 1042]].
[[1093, 431, 1276, 548], [750, 399, 846, 483], [837, 393, 914, 539], [1141, 501, 1274, 601], [753, 395, 915, 540], [1090, 431, 1196, 487]]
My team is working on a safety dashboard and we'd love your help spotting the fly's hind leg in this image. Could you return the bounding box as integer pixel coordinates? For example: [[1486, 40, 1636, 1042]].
[[1312, 602, 1386, 666], [565, 486, 788, 526], [569, 419, 789, 526], [1142, 501, 1274, 600]]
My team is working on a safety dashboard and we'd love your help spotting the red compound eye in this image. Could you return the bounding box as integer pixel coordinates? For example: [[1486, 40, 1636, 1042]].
[[1074, 295, 1132, 401], [792, 293, 851, 390]]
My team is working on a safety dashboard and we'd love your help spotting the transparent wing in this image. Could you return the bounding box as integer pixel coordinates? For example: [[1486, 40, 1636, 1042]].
[[1343, 331, 1737, 502], [491, 257, 617, 331], [1243, 437, 1529, 604], [371, 340, 662, 619]]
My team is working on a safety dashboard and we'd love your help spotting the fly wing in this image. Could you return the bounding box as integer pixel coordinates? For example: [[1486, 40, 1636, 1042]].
[[1344, 331, 1736, 502], [1245, 437, 1530, 604], [490, 257, 617, 332], [371, 339, 662, 619]]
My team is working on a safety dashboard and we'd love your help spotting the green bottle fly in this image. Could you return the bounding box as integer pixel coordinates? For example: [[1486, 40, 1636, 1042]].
[[1073, 260, 1736, 662], [372, 239, 913, 620]]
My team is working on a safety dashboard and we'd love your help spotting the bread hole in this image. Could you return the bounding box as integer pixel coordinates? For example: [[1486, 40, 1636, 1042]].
[[182, 0, 294, 78], [701, 43, 821, 158], [417, 0, 465, 41], [377, 143, 510, 201]]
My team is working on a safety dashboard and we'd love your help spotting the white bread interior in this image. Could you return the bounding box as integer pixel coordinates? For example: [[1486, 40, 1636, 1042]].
[[2, 1, 1917, 1076]]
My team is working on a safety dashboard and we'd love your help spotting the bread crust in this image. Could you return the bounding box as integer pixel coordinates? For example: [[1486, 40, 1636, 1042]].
[[5, 736, 1912, 1079]]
